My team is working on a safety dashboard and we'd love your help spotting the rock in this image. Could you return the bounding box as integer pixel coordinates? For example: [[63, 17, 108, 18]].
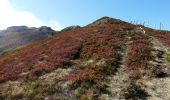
[[37, 26, 55, 35]]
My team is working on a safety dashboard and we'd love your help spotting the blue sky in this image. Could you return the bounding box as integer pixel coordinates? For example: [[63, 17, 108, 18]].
[[1, 0, 170, 30]]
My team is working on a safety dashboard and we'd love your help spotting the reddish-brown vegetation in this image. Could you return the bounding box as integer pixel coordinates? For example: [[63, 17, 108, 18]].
[[0, 17, 136, 82], [125, 40, 153, 70], [0, 32, 83, 82], [64, 68, 94, 82], [124, 32, 153, 81], [146, 29, 170, 47], [0, 17, 170, 99]]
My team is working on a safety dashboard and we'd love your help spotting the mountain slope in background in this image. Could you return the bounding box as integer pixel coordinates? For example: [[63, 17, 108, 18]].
[[0, 17, 169, 100], [0, 26, 55, 55]]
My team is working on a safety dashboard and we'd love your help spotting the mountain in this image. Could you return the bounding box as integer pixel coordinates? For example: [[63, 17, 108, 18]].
[[0, 17, 169, 99], [0, 26, 56, 55]]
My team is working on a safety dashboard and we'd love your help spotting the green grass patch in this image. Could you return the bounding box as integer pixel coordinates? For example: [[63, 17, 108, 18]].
[[166, 53, 170, 62]]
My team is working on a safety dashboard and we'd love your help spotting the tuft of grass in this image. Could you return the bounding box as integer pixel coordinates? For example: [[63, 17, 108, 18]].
[[166, 53, 170, 62]]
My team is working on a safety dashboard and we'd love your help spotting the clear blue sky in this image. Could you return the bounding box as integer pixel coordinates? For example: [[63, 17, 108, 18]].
[[10, 0, 170, 30]]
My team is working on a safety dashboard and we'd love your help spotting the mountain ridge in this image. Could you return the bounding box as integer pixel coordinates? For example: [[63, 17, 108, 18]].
[[0, 26, 56, 56]]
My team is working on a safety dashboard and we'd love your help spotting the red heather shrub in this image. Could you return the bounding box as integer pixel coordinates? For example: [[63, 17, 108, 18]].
[[64, 69, 94, 82], [125, 39, 153, 70], [80, 29, 126, 63], [124, 38, 153, 81], [128, 69, 141, 81], [146, 29, 170, 47], [0, 34, 83, 82]]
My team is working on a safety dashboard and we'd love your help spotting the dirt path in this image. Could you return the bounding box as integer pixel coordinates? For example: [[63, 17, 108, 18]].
[[104, 28, 170, 100], [145, 36, 170, 100]]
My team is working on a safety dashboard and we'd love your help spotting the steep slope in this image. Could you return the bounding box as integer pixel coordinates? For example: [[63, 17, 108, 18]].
[[0, 17, 169, 100], [0, 26, 55, 55]]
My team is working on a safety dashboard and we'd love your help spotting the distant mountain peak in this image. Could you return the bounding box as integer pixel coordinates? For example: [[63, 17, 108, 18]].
[[0, 25, 56, 55], [6, 26, 28, 32]]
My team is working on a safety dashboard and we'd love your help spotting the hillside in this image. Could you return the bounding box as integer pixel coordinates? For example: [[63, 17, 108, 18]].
[[0, 26, 55, 55], [0, 17, 170, 100]]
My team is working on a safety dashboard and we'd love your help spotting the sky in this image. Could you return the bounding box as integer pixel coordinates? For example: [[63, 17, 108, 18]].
[[0, 0, 170, 30]]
